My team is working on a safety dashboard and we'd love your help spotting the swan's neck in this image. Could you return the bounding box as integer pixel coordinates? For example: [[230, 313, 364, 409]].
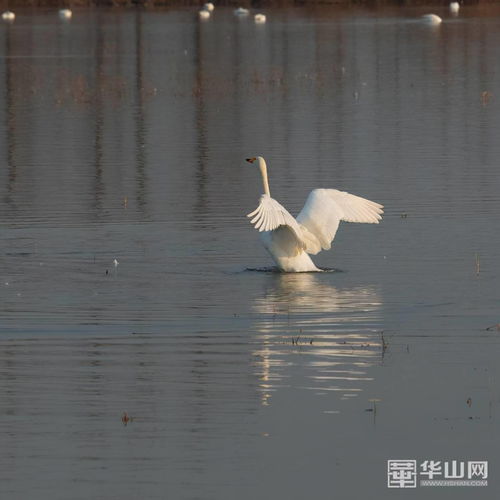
[[259, 160, 271, 196]]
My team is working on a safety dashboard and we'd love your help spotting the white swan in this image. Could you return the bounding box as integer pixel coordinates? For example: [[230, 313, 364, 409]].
[[246, 157, 384, 272], [421, 13, 442, 24], [449, 1, 459, 13], [204, 2, 214, 11], [198, 9, 210, 19], [234, 7, 249, 16], [59, 8, 72, 19], [2, 10, 15, 22], [254, 13, 266, 23]]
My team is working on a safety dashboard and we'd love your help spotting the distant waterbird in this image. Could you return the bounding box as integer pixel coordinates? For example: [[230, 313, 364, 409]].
[[1, 10, 15, 22], [449, 1, 460, 13], [421, 13, 442, 24], [234, 7, 249, 16], [254, 13, 266, 23], [246, 156, 383, 272], [59, 8, 72, 19], [198, 9, 210, 19], [203, 2, 214, 11]]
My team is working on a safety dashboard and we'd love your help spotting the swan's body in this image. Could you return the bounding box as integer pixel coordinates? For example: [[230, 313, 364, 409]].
[[234, 7, 249, 16], [449, 1, 459, 13], [59, 8, 72, 19], [246, 157, 383, 272], [254, 13, 266, 23], [199, 9, 210, 19], [421, 13, 442, 24], [2, 10, 15, 22]]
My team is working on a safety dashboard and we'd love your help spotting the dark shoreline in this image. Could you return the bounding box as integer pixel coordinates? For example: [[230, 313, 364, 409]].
[[2, 0, 498, 9]]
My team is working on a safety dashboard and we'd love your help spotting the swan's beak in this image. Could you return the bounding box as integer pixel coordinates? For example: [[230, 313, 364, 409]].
[[246, 157, 256, 164]]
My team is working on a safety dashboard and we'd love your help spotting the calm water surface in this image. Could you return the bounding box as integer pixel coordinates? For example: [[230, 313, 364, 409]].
[[1, 6, 500, 499]]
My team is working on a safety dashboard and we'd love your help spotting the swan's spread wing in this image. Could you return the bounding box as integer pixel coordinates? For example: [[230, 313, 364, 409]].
[[247, 194, 306, 249], [296, 188, 383, 253]]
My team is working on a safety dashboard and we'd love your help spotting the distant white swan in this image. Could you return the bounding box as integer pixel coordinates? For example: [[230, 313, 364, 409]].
[[1, 10, 15, 22], [246, 157, 383, 272], [254, 13, 266, 23], [449, 1, 459, 13], [204, 2, 214, 11], [234, 7, 249, 15], [421, 13, 442, 24], [199, 9, 210, 19], [59, 8, 72, 19]]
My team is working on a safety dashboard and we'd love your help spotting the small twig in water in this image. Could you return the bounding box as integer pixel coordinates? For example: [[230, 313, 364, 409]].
[[381, 331, 388, 353]]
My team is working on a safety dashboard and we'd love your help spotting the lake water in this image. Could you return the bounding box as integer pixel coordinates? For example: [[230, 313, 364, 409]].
[[1, 5, 500, 499]]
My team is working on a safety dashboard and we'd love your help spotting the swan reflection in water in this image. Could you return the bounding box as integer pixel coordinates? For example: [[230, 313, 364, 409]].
[[251, 272, 383, 407]]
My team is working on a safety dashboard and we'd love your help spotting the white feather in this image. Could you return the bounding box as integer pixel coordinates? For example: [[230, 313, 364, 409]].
[[297, 188, 383, 254], [247, 195, 305, 246]]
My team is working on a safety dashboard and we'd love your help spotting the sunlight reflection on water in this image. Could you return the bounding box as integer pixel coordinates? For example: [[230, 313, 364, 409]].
[[252, 273, 382, 406]]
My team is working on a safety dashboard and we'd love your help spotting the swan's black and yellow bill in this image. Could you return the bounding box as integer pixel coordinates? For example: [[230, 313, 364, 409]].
[[246, 157, 257, 164]]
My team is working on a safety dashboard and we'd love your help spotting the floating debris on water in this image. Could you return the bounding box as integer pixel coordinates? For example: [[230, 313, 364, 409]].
[[121, 412, 133, 426], [485, 324, 500, 331], [481, 91, 492, 106]]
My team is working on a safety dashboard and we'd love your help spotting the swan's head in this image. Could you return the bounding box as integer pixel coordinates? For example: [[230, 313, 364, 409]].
[[246, 156, 265, 167]]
